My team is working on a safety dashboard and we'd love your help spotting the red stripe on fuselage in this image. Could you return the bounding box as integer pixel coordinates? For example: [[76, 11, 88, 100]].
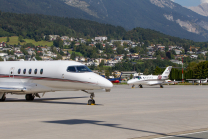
[[0, 74, 97, 85]]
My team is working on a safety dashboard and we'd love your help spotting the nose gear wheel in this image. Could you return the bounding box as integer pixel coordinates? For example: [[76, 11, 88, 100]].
[[88, 93, 95, 105]]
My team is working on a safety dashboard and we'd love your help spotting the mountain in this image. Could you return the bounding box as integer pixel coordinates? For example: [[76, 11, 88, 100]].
[[0, 12, 126, 41], [1, 0, 208, 42], [189, 3, 208, 17]]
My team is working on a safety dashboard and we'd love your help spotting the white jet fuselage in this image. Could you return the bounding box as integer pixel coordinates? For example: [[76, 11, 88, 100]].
[[127, 66, 172, 87], [0, 61, 113, 94], [127, 75, 168, 86]]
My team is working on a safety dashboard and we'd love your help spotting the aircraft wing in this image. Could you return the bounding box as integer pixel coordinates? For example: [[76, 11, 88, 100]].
[[0, 86, 27, 92], [163, 81, 182, 85], [0, 79, 51, 94], [186, 79, 200, 81]]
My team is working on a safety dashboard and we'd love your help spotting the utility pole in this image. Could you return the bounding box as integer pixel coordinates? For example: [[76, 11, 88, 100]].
[[182, 57, 184, 83]]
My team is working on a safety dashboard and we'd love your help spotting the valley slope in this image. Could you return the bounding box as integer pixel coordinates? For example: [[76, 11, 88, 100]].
[[1, 0, 208, 42]]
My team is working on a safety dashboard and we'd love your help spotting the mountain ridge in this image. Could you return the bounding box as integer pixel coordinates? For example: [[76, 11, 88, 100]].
[[1, 0, 208, 42], [189, 3, 208, 17]]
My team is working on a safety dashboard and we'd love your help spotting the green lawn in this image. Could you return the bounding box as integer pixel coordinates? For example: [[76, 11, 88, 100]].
[[0, 36, 53, 46], [68, 51, 83, 56], [137, 62, 144, 64]]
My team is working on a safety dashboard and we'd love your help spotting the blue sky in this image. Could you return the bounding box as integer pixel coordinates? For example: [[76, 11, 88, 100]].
[[172, 0, 206, 7]]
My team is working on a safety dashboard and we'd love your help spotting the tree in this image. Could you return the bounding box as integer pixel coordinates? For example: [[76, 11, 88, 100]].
[[18, 35, 24, 42], [153, 66, 162, 75], [96, 43, 103, 50], [193, 61, 208, 79], [105, 69, 110, 79], [53, 37, 63, 48], [143, 68, 149, 75], [99, 60, 104, 68], [45, 35, 50, 41], [130, 74, 133, 79], [116, 46, 124, 54], [56, 54, 62, 60], [35, 56, 42, 60], [6, 36, 9, 42], [70, 52, 76, 60]]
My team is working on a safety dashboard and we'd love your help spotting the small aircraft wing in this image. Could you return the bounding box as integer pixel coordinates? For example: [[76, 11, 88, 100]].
[[163, 81, 182, 85], [186, 79, 200, 81]]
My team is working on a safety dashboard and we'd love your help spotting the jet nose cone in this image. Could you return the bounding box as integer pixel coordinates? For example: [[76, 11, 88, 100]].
[[98, 77, 113, 89], [127, 79, 134, 85]]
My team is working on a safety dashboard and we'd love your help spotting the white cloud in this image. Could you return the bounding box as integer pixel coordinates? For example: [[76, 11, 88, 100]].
[[201, 0, 208, 3]]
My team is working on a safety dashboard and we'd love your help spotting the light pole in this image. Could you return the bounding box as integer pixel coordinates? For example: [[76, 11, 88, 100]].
[[182, 57, 184, 83]]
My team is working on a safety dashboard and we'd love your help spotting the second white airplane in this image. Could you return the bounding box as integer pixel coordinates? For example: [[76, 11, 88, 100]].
[[127, 66, 172, 88]]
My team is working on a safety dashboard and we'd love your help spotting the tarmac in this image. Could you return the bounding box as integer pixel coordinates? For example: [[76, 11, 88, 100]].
[[1, 85, 208, 139]]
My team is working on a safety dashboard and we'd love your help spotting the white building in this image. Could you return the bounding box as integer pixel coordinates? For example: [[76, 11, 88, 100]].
[[95, 37, 107, 41], [175, 49, 182, 55], [0, 53, 8, 57]]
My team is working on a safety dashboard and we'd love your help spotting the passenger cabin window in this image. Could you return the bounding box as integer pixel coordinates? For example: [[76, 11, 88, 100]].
[[18, 69, 21, 74], [67, 66, 76, 72], [29, 69, 32, 74], [34, 69, 37, 74], [23, 69, 26, 74], [76, 66, 92, 73], [40, 69, 43, 75]]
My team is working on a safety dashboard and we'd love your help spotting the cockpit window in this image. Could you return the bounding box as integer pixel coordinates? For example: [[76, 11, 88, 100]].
[[76, 66, 92, 72], [67, 66, 76, 72], [67, 66, 92, 73], [134, 76, 142, 79]]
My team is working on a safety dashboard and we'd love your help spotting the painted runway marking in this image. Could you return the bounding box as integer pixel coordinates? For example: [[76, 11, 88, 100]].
[[153, 130, 208, 139]]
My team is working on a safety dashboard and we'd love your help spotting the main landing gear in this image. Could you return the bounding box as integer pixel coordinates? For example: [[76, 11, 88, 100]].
[[160, 85, 163, 88], [88, 93, 95, 105], [25, 94, 35, 101], [139, 84, 143, 88], [0, 93, 6, 101]]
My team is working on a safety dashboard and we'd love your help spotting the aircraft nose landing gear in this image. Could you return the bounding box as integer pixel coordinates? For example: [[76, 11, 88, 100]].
[[160, 85, 163, 88], [139, 84, 143, 88], [132, 85, 135, 89], [88, 93, 95, 105]]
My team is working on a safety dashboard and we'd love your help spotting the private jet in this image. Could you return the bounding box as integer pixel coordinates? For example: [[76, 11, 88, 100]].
[[0, 60, 113, 105], [127, 66, 172, 88]]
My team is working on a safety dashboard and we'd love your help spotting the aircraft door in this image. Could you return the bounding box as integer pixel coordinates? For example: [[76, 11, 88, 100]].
[[9, 67, 15, 78]]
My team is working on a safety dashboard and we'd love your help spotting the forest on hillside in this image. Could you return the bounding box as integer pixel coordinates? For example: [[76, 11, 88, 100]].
[[1, 11, 208, 47]]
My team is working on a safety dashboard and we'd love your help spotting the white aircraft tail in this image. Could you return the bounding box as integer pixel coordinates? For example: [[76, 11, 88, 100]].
[[162, 66, 172, 77]]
